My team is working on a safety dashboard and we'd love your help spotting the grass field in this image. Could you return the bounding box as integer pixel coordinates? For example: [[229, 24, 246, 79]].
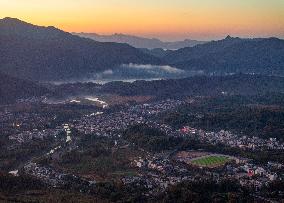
[[191, 155, 231, 168]]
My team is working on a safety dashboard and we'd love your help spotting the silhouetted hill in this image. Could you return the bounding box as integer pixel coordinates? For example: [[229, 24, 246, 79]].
[[53, 74, 284, 99], [0, 17, 161, 81], [0, 72, 49, 104], [101, 74, 284, 97], [74, 32, 206, 49], [165, 36, 284, 75]]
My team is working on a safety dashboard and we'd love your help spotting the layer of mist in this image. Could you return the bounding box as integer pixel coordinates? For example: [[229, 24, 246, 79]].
[[51, 64, 204, 85]]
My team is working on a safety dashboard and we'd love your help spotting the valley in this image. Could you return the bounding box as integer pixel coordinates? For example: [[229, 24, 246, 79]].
[[0, 82, 284, 202], [0, 16, 284, 203]]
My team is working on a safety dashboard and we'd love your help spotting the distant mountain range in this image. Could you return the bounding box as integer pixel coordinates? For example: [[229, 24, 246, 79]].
[[165, 36, 284, 75], [0, 17, 160, 81], [73, 33, 207, 50], [0, 17, 284, 82]]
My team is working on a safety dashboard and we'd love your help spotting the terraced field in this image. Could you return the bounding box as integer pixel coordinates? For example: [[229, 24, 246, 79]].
[[191, 155, 231, 168]]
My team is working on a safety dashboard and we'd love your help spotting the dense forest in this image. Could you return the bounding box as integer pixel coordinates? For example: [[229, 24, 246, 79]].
[[0, 72, 49, 104], [160, 95, 284, 141], [100, 74, 284, 98], [123, 124, 184, 152]]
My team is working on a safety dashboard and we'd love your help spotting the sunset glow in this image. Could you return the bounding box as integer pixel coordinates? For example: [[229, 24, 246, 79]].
[[1, 0, 284, 40]]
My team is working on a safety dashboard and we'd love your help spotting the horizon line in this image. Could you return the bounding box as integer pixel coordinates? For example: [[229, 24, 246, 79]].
[[1, 16, 284, 42]]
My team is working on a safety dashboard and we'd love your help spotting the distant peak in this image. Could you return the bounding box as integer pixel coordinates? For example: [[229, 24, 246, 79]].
[[2, 17, 17, 20], [223, 35, 242, 41], [225, 35, 233, 40], [0, 17, 31, 27], [1, 17, 23, 23]]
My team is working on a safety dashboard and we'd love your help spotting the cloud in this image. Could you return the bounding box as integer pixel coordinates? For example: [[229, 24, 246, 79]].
[[93, 69, 114, 79], [121, 63, 185, 74], [90, 63, 189, 82], [102, 69, 114, 75]]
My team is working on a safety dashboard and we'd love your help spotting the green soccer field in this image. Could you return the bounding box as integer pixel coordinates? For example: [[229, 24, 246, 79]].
[[191, 155, 231, 167]]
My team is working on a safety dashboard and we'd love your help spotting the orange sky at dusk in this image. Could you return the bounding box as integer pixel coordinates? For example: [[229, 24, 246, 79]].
[[0, 0, 283, 40]]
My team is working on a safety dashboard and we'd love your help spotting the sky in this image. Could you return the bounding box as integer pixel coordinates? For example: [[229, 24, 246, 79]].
[[0, 0, 284, 41]]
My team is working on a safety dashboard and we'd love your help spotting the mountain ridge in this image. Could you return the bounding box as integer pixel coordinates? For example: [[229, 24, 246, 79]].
[[73, 32, 207, 49], [165, 36, 284, 75], [1, 17, 284, 82], [0, 17, 161, 81]]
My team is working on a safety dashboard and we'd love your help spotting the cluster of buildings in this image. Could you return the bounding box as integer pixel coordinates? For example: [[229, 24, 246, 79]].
[[0, 110, 50, 135], [22, 162, 95, 190], [128, 155, 193, 194], [0, 107, 58, 141], [129, 150, 284, 194], [8, 128, 63, 143], [226, 162, 283, 190], [16, 96, 46, 104], [181, 127, 284, 151], [70, 99, 184, 137], [55, 99, 283, 193], [2, 98, 283, 199], [23, 162, 67, 187]]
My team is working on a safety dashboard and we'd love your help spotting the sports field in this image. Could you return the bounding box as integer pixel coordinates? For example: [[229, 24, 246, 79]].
[[191, 155, 231, 168]]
